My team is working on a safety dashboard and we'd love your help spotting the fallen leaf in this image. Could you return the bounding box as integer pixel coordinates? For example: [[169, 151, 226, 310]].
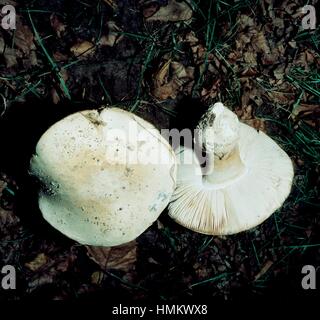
[[86, 240, 137, 272], [91, 271, 105, 284], [2, 15, 38, 67], [238, 14, 255, 30], [252, 31, 270, 54], [154, 59, 171, 87], [14, 21, 36, 54], [152, 59, 194, 99], [70, 41, 95, 58], [243, 118, 266, 132], [291, 104, 320, 127], [25, 253, 48, 271], [3, 48, 17, 68], [146, 0, 192, 22], [26, 248, 76, 292], [53, 51, 68, 62], [243, 51, 257, 66]]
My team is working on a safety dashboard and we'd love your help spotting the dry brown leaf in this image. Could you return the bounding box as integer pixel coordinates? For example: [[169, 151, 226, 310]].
[[201, 78, 221, 100], [152, 59, 193, 100], [3, 48, 17, 68], [295, 50, 316, 71], [252, 31, 270, 54], [53, 51, 68, 62], [153, 80, 180, 99], [184, 31, 199, 46], [292, 104, 319, 117], [26, 247, 76, 292], [86, 240, 137, 272], [171, 61, 188, 79], [25, 253, 48, 271], [1, 15, 38, 67], [238, 14, 255, 30], [154, 59, 171, 86], [146, 0, 192, 22], [291, 104, 320, 122], [238, 104, 253, 120], [273, 65, 286, 80], [243, 51, 257, 66], [70, 41, 95, 58], [243, 118, 266, 132], [235, 33, 252, 50], [266, 91, 295, 105], [14, 22, 36, 54], [91, 271, 105, 284]]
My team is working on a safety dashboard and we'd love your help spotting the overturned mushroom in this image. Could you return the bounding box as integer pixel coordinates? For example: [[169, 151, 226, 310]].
[[168, 102, 294, 235], [30, 108, 177, 246]]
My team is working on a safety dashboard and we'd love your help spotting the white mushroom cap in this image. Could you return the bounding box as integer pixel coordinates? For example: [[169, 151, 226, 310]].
[[168, 102, 294, 235], [30, 108, 177, 246]]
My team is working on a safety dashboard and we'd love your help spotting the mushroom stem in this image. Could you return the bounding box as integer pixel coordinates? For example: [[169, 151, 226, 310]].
[[197, 102, 247, 186], [204, 145, 247, 186]]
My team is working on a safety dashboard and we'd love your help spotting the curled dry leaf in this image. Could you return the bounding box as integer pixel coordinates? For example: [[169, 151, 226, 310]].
[[3, 48, 17, 68], [70, 41, 95, 58], [27, 249, 76, 291], [14, 20, 36, 54], [236, 105, 266, 132], [251, 31, 270, 54], [25, 253, 48, 271], [291, 104, 320, 127], [91, 271, 105, 284], [238, 14, 255, 30], [1, 15, 38, 68], [53, 51, 68, 62], [152, 60, 194, 100], [86, 240, 137, 272], [201, 78, 221, 100], [146, 0, 192, 22]]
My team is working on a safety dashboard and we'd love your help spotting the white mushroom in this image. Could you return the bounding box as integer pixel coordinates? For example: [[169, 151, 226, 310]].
[[168, 102, 294, 235], [30, 108, 177, 246]]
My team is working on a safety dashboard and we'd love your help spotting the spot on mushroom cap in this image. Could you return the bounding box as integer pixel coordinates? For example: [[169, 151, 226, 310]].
[[30, 108, 177, 246]]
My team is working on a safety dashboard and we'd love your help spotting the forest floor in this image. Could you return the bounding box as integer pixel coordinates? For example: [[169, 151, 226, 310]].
[[0, 0, 319, 301]]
